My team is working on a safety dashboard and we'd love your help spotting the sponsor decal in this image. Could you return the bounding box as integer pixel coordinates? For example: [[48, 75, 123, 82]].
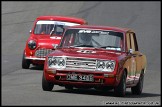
[[78, 30, 109, 35]]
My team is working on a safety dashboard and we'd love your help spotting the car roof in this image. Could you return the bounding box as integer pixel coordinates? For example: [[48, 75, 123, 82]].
[[36, 15, 87, 24], [67, 25, 134, 33]]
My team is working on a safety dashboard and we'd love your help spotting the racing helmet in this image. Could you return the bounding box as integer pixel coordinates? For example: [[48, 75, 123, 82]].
[[79, 33, 92, 45]]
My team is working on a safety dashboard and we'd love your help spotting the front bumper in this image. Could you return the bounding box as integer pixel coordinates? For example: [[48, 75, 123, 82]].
[[25, 56, 45, 60], [25, 56, 45, 65], [44, 69, 118, 87]]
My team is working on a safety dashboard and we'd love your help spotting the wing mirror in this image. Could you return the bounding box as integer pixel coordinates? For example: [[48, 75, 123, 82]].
[[29, 30, 32, 34], [52, 44, 59, 49], [128, 49, 134, 54]]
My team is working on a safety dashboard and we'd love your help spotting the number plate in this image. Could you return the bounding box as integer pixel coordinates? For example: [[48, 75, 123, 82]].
[[66, 74, 94, 82]]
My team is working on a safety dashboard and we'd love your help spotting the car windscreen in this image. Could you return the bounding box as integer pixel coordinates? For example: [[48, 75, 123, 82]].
[[60, 29, 124, 51], [34, 20, 80, 35]]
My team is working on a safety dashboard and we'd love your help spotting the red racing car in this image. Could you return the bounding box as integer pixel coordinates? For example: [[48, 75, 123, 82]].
[[42, 25, 147, 97], [22, 16, 87, 69]]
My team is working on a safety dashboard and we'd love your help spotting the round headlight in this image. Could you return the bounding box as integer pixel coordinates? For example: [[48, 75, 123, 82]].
[[58, 58, 65, 66], [97, 61, 105, 69], [28, 40, 36, 50], [48, 57, 57, 67], [106, 60, 115, 70]]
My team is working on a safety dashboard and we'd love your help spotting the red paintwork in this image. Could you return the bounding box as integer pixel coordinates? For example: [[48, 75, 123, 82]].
[[43, 25, 147, 95], [23, 16, 87, 66], [43, 24, 129, 87], [44, 47, 125, 87]]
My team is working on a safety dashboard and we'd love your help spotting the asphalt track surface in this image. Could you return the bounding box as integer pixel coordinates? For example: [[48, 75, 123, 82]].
[[1, 1, 161, 106]]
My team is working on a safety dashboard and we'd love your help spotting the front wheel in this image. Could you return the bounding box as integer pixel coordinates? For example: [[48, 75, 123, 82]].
[[131, 71, 144, 95], [42, 73, 54, 91], [114, 71, 126, 97], [22, 52, 30, 69]]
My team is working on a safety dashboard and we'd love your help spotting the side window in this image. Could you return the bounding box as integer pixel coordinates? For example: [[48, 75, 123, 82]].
[[130, 33, 138, 51], [56, 26, 64, 32], [55, 25, 64, 35], [126, 33, 131, 51], [130, 33, 135, 51], [133, 33, 138, 51]]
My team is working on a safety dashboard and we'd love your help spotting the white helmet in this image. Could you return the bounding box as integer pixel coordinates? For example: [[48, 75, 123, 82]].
[[79, 33, 92, 45]]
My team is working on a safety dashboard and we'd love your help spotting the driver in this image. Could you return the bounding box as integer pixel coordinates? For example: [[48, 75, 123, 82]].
[[78, 33, 93, 45]]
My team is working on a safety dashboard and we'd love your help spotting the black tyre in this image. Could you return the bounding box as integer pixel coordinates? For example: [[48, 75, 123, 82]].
[[22, 52, 30, 69], [114, 71, 126, 97], [42, 73, 54, 91], [131, 71, 144, 95]]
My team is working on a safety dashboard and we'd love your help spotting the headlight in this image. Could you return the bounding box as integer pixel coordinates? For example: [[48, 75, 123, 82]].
[[96, 60, 116, 72], [106, 60, 116, 71], [58, 58, 65, 67], [28, 40, 36, 50], [48, 57, 57, 66], [97, 61, 105, 70], [48, 57, 66, 69]]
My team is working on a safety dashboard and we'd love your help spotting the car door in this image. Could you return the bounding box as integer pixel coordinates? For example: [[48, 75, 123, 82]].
[[126, 32, 136, 84], [130, 32, 142, 84]]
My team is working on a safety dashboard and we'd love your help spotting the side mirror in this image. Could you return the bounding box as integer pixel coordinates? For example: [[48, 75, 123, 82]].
[[52, 44, 59, 49], [128, 49, 134, 54], [29, 30, 32, 34]]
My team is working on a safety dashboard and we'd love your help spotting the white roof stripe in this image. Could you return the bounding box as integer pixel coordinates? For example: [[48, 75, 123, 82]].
[[36, 20, 80, 26]]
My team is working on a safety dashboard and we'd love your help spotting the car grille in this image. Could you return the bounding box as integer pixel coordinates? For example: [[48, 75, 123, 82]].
[[66, 57, 97, 71], [35, 49, 54, 57]]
